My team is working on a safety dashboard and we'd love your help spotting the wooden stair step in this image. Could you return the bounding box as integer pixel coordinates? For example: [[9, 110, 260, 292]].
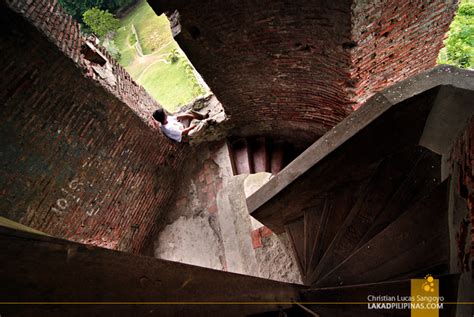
[[304, 197, 331, 282], [301, 274, 461, 317], [315, 181, 448, 287], [285, 217, 306, 278], [303, 204, 323, 280], [317, 235, 448, 288], [356, 147, 441, 249], [391, 262, 450, 282], [270, 143, 284, 175], [230, 138, 253, 175], [250, 137, 269, 173], [305, 182, 369, 285], [308, 149, 419, 284]]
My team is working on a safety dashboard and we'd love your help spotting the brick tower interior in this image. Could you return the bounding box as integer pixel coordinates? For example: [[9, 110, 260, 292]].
[[1, 0, 473, 316]]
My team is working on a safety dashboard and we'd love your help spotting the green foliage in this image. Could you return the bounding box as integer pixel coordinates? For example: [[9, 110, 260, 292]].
[[438, 0, 474, 69], [58, 0, 135, 23], [58, 0, 103, 22], [103, 40, 121, 60], [458, 2, 474, 16], [108, 0, 135, 10], [128, 34, 137, 46], [179, 58, 205, 96], [80, 23, 93, 35], [167, 48, 180, 64], [83, 8, 120, 38]]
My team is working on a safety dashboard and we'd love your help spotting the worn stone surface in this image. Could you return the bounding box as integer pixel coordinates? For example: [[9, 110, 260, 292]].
[[244, 173, 302, 284], [153, 142, 229, 269], [244, 173, 273, 198], [153, 143, 301, 283], [244, 173, 271, 230], [217, 175, 259, 276], [255, 232, 303, 284], [154, 215, 225, 270], [180, 94, 230, 145]]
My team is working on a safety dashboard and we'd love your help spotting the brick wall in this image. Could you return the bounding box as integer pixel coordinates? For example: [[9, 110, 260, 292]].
[[349, 0, 459, 108], [149, 0, 355, 143], [149, 0, 457, 142], [0, 2, 185, 253], [6, 0, 160, 124]]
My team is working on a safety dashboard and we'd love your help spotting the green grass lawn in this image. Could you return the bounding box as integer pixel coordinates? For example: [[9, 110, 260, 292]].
[[112, 0, 208, 112], [140, 61, 203, 108]]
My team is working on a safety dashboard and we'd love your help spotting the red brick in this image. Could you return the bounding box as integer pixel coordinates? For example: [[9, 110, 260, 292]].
[[205, 173, 213, 185], [259, 226, 273, 238], [251, 229, 263, 249], [207, 203, 218, 215], [198, 172, 205, 183], [207, 190, 215, 202]]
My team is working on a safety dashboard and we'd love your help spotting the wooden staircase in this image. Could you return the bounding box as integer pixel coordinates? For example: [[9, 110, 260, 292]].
[[284, 147, 448, 286], [228, 137, 301, 175], [248, 68, 474, 316]]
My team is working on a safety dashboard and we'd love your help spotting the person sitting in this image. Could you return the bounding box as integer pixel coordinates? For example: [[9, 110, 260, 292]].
[[152, 108, 209, 142]]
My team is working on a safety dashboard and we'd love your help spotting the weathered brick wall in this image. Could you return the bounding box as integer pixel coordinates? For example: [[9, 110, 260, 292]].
[[149, 0, 355, 143], [5, 0, 160, 124], [149, 0, 457, 142], [0, 2, 185, 253], [349, 0, 459, 108]]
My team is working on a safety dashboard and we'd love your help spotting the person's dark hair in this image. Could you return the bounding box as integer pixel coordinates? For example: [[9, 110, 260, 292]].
[[152, 109, 166, 123]]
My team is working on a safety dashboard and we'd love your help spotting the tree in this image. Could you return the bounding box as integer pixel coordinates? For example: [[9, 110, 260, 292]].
[[167, 49, 180, 64], [58, 0, 103, 22], [438, 0, 474, 69], [83, 8, 120, 38], [58, 0, 135, 24], [108, 0, 135, 11]]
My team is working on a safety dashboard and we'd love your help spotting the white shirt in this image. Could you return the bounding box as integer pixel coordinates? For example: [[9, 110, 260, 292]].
[[161, 116, 184, 142]]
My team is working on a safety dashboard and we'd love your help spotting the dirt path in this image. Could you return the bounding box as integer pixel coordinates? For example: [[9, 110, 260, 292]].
[[131, 24, 144, 57]]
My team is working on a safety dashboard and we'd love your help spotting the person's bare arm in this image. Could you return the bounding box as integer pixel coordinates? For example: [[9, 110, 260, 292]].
[[176, 114, 195, 120], [181, 125, 197, 136], [150, 120, 160, 129]]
